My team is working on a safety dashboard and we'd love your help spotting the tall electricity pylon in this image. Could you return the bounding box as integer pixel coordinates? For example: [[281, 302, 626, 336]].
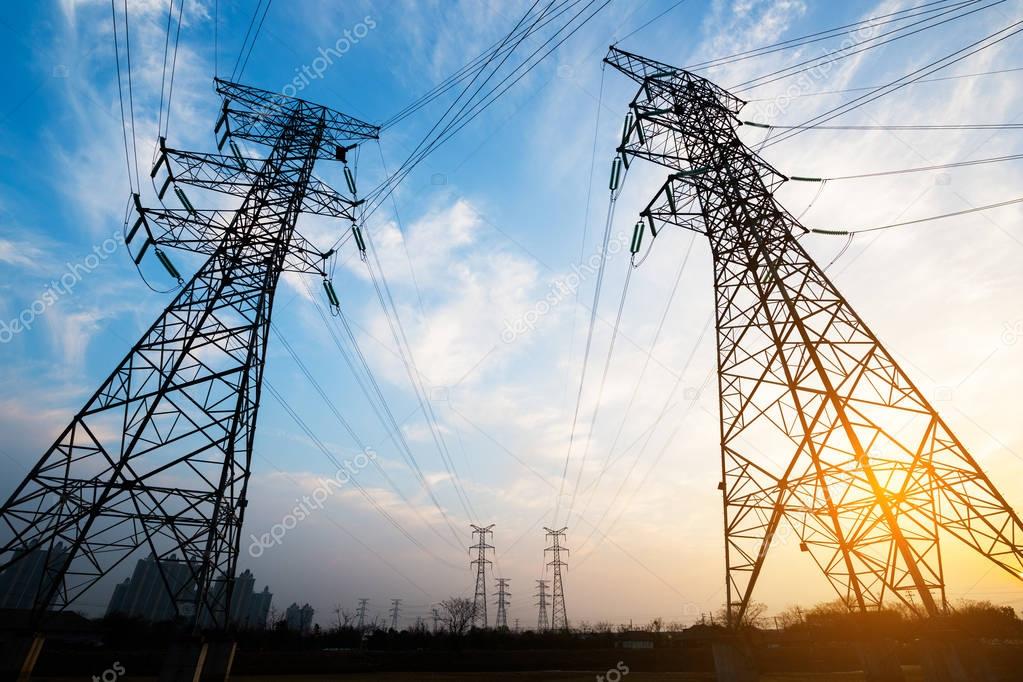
[[544, 527, 568, 630], [356, 598, 370, 630], [535, 579, 550, 632], [0, 79, 378, 628], [605, 46, 1023, 627], [389, 599, 402, 630], [470, 524, 494, 629], [494, 577, 511, 630]]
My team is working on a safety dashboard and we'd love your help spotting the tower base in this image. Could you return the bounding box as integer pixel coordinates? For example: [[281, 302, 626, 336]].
[[160, 639, 208, 682], [856, 639, 905, 682], [201, 639, 237, 682], [0, 633, 44, 682], [710, 636, 757, 682]]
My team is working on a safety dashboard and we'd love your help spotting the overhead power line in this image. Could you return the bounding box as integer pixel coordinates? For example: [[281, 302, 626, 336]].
[[762, 17, 1023, 149], [685, 0, 974, 71], [746, 64, 1023, 102], [811, 195, 1023, 235]]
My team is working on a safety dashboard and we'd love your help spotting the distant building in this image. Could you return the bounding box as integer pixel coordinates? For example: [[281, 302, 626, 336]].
[[0, 543, 69, 610], [285, 602, 315, 633], [105, 554, 197, 623], [106, 557, 272, 629]]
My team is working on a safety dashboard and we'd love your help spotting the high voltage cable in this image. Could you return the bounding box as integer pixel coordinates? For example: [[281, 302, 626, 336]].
[[565, 262, 632, 525], [554, 172, 622, 526], [730, 0, 1004, 93], [231, 0, 272, 81], [263, 379, 458, 569], [783, 151, 1023, 182], [613, 0, 689, 45], [746, 64, 1023, 101], [381, 0, 585, 130], [748, 121, 1023, 132], [363, 0, 561, 213], [810, 195, 1023, 235], [300, 278, 467, 545], [685, 0, 971, 71], [110, 0, 136, 193], [762, 18, 1023, 149], [271, 322, 464, 550], [573, 232, 697, 525], [361, 227, 480, 523], [360, 0, 609, 227]]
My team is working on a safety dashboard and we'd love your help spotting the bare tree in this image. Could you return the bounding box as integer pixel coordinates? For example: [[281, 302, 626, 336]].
[[439, 597, 474, 636]]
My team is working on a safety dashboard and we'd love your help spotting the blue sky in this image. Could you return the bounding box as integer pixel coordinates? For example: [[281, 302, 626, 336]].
[[2, 0, 1023, 628]]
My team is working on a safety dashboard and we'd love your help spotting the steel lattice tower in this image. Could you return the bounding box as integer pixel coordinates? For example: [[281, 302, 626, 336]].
[[544, 527, 568, 630], [604, 46, 1023, 626], [494, 577, 510, 630], [0, 79, 377, 628], [389, 599, 402, 630], [356, 598, 370, 630], [470, 524, 494, 629], [535, 579, 550, 632]]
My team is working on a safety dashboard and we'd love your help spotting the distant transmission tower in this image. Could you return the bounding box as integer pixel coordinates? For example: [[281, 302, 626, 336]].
[[0, 79, 377, 629], [432, 607, 442, 633], [356, 598, 370, 630], [470, 524, 494, 629], [604, 46, 1023, 627], [390, 599, 402, 630], [535, 579, 550, 632], [494, 578, 511, 630], [544, 527, 569, 630]]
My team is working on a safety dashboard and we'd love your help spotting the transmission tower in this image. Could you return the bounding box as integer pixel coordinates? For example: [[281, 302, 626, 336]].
[[389, 598, 402, 631], [469, 524, 494, 629], [431, 607, 442, 633], [356, 598, 370, 630], [544, 527, 568, 630], [604, 46, 1023, 626], [534, 579, 550, 632], [0, 79, 377, 629], [494, 577, 511, 630]]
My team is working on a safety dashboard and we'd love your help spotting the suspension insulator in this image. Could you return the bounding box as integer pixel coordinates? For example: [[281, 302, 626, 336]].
[[344, 165, 357, 195], [174, 186, 195, 213], [630, 220, 645, 254], [155, 249, 182, 280], [352, 224, 367, 254], [621, 111, 634, 148], [609, 156, 622, 191], [229, 140, 248, 170], [134, 238, 151, 265], [323, 279, 340, 308]]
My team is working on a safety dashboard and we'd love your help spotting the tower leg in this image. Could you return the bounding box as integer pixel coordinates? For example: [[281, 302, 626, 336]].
[[159, 639, 208, 682], [710, 636, 757, 682], [200, 639, 236, 682], [856, 639, 905, 682], [0, 633, 44, 682]]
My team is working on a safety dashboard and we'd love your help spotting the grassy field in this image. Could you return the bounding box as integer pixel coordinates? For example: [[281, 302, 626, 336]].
[[40, 669, 926, 681]]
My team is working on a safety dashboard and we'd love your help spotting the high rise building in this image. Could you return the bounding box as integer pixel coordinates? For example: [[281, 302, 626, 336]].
[[0, 543, 68, 610], [106, 557, 272, 629], [285, 602, 315, 634]]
